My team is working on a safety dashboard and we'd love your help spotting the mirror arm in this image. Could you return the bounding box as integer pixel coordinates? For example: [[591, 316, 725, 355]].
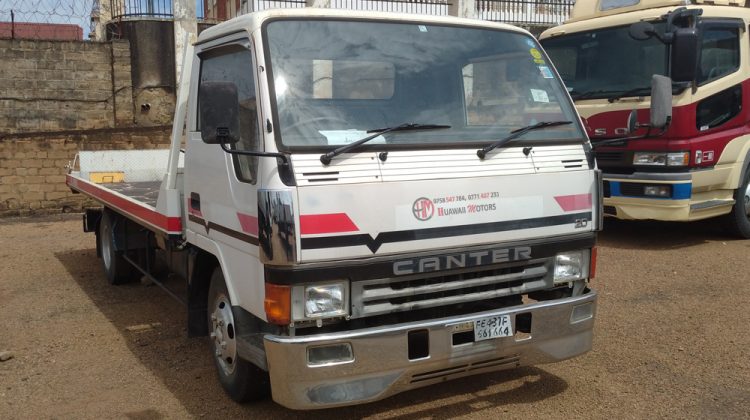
[[591, 133, 646, 149], [219, 142, 290, 164], [651, 30, 671, 44]]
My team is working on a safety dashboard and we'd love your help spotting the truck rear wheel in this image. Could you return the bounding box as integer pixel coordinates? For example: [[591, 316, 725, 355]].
[[99, 210, 136, 285], [207, 267, 269, 402], [723, 169, 750, 238]]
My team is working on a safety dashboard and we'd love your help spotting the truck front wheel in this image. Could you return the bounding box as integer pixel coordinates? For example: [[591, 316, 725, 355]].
[[99, 210, 135, 285], [723, 168, 750, 238], [207, 267, 269, 402]]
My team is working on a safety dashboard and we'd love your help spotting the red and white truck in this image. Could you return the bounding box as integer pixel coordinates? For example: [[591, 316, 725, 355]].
[[67, 9, 600, 409], [540, 0, 750, 237]]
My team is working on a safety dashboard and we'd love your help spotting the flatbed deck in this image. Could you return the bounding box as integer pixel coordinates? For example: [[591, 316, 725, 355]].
[[103, 181, 161, 208], [66, 174, 182, 236], [65, 149, 183, 236]]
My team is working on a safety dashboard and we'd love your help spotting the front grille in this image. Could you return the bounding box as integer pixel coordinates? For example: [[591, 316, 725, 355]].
[[603, 205, 617, 216], [603, 180, 611, 198], [595, 151, 624, 162], [350, 260, 552, 318], [619, 182, 644, 196]]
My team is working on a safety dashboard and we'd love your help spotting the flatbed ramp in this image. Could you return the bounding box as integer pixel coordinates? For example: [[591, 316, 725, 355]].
[[66, 150, 183, 236]]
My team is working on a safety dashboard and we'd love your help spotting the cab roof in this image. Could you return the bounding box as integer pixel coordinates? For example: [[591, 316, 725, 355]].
[[197, 8, 532, 44], [566, 0, 746, 24]]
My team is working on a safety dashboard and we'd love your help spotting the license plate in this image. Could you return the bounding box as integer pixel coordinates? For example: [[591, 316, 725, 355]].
[[474, 315, 513, 342]]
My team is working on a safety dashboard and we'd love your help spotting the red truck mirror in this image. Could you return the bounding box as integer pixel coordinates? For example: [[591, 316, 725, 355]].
[[628, 20, 699, 83], [199, 81, 241, 145], [650, 74, 673, 128], [670, 27, 699, 83]]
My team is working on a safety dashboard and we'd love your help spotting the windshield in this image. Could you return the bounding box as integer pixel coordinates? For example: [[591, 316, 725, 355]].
[[541, 24, 667, 100], [264, 19, 583, 149]]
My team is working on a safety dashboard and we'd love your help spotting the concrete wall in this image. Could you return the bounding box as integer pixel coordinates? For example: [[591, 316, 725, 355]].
[[0, 39, 134, 134], [109, 20, 177, 127], [0, 127, 171, 216]]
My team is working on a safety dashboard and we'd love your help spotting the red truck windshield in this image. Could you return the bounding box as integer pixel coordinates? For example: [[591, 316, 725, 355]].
[[541, 24, 668, 101]]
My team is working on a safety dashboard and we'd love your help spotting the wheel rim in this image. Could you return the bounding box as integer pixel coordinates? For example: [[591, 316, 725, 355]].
[[744, 179, 750, 217], [210, 294, 237, 376], [101, 221, 112, 270]]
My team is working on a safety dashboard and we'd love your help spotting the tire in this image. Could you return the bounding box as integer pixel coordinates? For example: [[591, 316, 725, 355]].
[[722, 168, 750, 239], [207, 267, 270, 402], [99, 210, 136, 285]]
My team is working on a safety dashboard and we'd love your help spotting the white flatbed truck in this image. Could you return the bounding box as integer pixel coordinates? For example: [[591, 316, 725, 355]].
[[66, 9, 601, 409]]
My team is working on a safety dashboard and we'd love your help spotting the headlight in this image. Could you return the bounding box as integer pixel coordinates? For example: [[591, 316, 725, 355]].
[[633, 152, 689, 166], [554, 251, 590, 283], [303, 283, 347, 318]]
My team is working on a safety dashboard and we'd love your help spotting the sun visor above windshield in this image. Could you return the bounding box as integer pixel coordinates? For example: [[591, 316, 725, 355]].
[[568, 0, 694, 23]]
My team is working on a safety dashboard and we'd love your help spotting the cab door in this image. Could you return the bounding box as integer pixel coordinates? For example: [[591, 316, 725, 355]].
[[184, 36, 264, 311]]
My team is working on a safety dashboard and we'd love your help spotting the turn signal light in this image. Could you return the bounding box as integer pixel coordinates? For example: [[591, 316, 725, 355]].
[[265, 283, 291, 325], [589, 247, 597, 280]]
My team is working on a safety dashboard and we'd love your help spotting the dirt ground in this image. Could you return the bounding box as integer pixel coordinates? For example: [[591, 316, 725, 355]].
[[0, 215, 749, 419]]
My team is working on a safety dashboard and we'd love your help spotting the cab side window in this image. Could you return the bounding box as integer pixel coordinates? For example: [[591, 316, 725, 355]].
[[696, 84, 742, 131], [199, 45, 260, 184], [697, 27, 740, 86]]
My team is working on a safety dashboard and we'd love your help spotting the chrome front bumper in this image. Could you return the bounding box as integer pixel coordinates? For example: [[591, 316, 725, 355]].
[[264, 290, 597, 410]]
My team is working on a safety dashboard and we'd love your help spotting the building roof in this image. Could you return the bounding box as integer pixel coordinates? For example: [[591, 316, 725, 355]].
[[0, 22, 83, 41]]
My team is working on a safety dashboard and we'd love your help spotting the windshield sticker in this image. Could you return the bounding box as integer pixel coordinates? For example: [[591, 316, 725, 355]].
[[525, 38, 536, 47], [533, 58, 545, 64], [418, 25, 427, 32], [319, 130, 385, 146], [529, 48, 543, 60], [530, 89, 550, 103], [538, 66, 554, 79]]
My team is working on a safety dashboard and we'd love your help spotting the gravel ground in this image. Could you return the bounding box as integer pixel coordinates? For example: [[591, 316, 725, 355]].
[[0, 215, 749, 419]]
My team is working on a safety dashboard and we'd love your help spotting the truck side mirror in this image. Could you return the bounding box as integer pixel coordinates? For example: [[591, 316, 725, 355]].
[[199, 81, 240, 145], [650, 74, 672, 129], [629, 21, 656, 41], [670, 28, 699, 83]]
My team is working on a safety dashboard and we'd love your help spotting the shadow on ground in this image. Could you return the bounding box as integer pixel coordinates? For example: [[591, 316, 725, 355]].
[[598, 217, 739, 250], [56, 248, 568, 419]]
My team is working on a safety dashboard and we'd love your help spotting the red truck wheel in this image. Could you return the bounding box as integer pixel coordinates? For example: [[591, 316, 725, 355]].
[[207, 267, 269, 402]]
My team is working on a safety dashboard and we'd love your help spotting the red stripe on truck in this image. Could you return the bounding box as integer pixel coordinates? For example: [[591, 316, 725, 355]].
[[554, 194, 592, 212], [237, 213, 259, 236], [67, 174, 182, 233], [300, 213, 359, 235]]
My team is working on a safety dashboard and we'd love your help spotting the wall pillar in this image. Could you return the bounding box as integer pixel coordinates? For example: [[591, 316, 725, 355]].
[[305, 0, 332, 7], [173, 0, 197, 83], [449, 0, 477, 19]]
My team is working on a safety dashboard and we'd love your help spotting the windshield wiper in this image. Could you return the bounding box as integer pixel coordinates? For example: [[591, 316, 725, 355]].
[[476, 121, 572, 159], [319, 123, 450, 165], [606, 87, 651, 103], [570, 90, 609, 100]]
